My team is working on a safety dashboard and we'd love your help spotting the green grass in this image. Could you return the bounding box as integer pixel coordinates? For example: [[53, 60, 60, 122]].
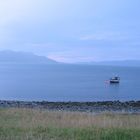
[[0, 108, 139, 140]]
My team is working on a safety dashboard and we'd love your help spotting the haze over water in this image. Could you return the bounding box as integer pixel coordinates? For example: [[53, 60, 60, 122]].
[[0, 64, 140, 101]]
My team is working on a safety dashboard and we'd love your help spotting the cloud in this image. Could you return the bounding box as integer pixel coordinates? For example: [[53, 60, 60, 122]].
[[0, 0, 65, 26], [80, 31, 129, 41], [0, 0, 140, 62], [0, 0, 89, 26], [0, 0, 32, 25], [0, 0, 124, 26], [0, 0, 35, 43]]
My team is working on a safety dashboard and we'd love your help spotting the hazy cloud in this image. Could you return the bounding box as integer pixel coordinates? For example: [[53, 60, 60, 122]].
[[80, 31, 129, 41], [0, 0, 140, 62]]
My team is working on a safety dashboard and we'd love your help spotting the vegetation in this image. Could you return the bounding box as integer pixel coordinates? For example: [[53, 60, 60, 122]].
[[0, 108, 139, 140]]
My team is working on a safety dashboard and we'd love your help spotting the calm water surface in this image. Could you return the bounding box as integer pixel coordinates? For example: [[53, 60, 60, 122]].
[[0, 64, 140, 101]]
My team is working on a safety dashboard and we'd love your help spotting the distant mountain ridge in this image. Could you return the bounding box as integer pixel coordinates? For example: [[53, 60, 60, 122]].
[[79, 60, 140, 67], [0, 50, 140, 66], [0, 50, 57, 64], [98, 60, 140, 67]]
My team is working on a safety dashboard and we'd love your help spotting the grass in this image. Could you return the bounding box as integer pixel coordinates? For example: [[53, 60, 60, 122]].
[[0, 108, 139, 140]]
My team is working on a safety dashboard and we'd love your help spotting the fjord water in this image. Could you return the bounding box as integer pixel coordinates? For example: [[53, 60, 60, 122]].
[[0, 64, 140, 101]]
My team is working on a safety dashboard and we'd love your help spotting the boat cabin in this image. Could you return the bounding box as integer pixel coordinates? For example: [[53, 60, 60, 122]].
[[110, 76, 120, 83]]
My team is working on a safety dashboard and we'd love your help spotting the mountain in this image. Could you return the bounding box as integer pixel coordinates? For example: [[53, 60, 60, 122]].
[[98, 60, 140, 67], [0, 50, 57, 64], [81, 60, 140, 67]]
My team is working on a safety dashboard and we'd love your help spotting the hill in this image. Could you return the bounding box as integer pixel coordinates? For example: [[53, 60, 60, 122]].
[[78, 60, 140, 67], [0, 50, 57, 64]]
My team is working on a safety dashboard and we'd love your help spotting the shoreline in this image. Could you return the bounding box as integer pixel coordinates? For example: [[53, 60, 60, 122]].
[[0, 100, 140, 113]]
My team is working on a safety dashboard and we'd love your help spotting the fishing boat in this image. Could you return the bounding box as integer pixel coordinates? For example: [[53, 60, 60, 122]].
[[110, 76, 120, 83]]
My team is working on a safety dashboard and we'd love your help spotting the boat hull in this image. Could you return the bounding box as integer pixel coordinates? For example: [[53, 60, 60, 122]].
[[110, 80, 120, 83]]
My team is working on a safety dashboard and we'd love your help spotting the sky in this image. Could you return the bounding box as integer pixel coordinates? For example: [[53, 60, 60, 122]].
[[0, 0, 140, 63]]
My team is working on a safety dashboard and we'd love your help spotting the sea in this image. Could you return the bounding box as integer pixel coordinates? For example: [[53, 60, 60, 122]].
[[0, 64, 140, 101]]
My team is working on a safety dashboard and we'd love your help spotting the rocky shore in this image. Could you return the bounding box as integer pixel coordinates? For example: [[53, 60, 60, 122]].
[[0, 100, 140, 113]]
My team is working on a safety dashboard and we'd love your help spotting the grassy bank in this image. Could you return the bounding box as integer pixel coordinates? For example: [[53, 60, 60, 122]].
[[0, 108, 139, 140]]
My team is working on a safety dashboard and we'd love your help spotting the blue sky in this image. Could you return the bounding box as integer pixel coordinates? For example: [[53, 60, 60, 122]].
[[0, 0, 140, 63]]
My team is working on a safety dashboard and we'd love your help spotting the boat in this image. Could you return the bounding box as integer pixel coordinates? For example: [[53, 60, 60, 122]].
[[110, 76, 120, 83]]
